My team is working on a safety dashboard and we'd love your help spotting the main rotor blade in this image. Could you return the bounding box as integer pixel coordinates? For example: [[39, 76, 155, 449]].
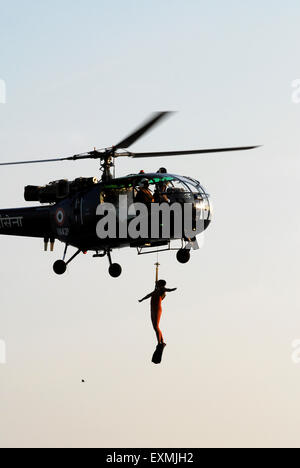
[[0, 151, 106, 167], [0, 157, 72, 166], [114, 112, 172, 150], [121, 146, 261, 158], [0, 145, 260, 167]]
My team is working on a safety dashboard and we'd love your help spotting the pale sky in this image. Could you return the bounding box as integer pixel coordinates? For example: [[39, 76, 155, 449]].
[[1, 0, 300, 448]]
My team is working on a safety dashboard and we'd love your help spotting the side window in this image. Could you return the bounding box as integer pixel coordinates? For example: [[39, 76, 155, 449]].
[[167, 180, 187, 193]]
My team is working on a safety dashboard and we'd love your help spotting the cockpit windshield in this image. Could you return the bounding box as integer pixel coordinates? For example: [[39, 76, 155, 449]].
[[101, 173, 211, 221]]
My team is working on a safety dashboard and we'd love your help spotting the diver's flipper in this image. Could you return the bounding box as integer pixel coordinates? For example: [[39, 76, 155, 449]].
[[152, 343, 166, 364]]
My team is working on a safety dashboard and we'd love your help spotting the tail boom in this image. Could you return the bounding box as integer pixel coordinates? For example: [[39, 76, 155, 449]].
[[0, 206, 52, 239]]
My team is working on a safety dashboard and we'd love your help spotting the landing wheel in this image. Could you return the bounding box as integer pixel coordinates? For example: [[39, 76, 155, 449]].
[[109, 263, 122, 278], [176, 249, 191, 264], [53, 260, 67, 275]]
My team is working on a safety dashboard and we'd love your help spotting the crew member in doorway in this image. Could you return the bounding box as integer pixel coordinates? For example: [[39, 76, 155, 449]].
[[135, 179, 154, 205]]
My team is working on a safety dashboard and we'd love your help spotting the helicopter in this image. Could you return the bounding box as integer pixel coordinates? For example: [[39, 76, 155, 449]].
[[0, 112, 259, 277]]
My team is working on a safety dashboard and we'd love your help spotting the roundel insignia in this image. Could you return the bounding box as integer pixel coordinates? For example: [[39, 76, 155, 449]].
[[55, 208, 65, 226]]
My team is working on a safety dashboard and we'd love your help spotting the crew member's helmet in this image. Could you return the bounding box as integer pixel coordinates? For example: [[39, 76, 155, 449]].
[[139, 178, 149, 188]]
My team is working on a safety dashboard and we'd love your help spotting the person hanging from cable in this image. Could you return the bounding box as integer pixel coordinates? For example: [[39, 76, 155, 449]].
[[139, 263, 177, 347]]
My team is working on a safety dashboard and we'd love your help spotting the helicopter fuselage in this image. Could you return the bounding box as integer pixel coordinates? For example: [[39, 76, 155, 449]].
[[0, 173, 211, 254]]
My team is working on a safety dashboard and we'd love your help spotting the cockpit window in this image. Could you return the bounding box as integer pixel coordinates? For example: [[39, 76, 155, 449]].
[[166, 179, 189, 192]]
